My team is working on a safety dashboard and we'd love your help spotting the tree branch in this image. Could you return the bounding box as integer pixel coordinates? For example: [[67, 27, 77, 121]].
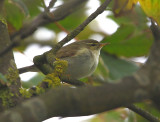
[[0, 75, 151, 122], [1, 0, 160, 121], [61, 78, 86, 87], [127, 104, 160, 122], [0, 12, 22, 110], [0, 0, 87, 56], [0, 0, 4, 13], [57, 0, 112, 51], [147, 22, 160, 109], [45, 0, 57, 13], [0, 21, 14, 74]]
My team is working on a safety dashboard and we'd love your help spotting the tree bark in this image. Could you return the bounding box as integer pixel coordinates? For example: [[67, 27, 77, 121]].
[[0, 3, 14, 74]]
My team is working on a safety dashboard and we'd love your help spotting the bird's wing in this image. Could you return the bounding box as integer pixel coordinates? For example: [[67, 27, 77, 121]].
[[56, 44, 80, 59]]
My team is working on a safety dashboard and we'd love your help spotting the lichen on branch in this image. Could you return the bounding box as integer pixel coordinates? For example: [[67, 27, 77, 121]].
[[20, 58, 68, 98]]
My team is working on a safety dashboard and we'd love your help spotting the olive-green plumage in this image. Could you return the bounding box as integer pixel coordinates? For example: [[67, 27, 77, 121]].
[[19, 39, 108, 79]]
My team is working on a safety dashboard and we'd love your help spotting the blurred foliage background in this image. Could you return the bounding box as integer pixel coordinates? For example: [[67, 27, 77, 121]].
[[3, 0, 160, 121]]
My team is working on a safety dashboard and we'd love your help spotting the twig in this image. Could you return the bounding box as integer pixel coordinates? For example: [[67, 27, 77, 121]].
[[61, 78, 86, 87], [46, 0, 80, 41], [127, 104, 160, 122], [149, 20, 160, 110], [44, 0, 57, 13], [50, 14, 80, 41], [0, 0, 5, 13], [150, 20, 160, 41], [0, 0, 86, 56], [57, 0, 112, 50]]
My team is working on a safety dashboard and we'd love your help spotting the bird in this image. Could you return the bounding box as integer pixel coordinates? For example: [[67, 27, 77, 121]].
[[19, 39, 109, 79]]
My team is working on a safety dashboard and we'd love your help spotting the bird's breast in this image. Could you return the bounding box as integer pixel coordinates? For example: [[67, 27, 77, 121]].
[[61, 48, 100, 79]]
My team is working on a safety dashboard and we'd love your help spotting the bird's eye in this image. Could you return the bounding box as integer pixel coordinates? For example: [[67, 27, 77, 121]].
[[91, 43, 96, 46]]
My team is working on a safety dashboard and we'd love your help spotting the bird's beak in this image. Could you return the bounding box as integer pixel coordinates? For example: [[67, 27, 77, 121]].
[[99, 42, 110, 47]]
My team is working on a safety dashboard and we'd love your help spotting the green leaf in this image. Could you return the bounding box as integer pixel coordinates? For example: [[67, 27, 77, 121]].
[[5, 0, 25, 30], [5, 0, 43, 30], [11, 0, 29, 17], [22, 73, 45, 88], [103, 5, 153, 57], [112, 0, 136, 16], [108, 5, 148, 29], [90, 109, 126, 122], [22, 0, 43, 18], [46, 4, 87, 33], [102, 24, 153, 57], [101, 51, 138, 80], [94, 57, 109, 80], [0, 73, 7, 82]]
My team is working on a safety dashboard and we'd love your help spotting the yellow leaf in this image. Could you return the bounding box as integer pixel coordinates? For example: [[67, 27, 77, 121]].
[[138, 0, 160, 25], [113, 0, 137, 16]]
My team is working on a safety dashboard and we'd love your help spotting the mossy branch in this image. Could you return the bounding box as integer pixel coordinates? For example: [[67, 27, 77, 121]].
[[20, 59, 68, 98]]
